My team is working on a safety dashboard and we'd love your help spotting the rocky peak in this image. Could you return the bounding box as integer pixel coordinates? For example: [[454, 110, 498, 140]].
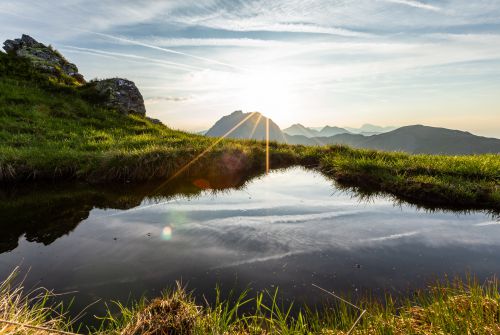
[[3, 34, 40, 51], [3, 34, 85, 84], [93, 78, 146, 116]]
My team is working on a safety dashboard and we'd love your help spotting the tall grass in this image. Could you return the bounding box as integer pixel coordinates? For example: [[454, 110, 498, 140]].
[[0, 268, 75, 334], [2, 270, 499, 335]]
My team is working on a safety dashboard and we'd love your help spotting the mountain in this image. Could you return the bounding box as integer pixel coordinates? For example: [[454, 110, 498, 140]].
[[206, 113, 500, 155], [205, 111, 287, 142], [345, 124, 397, 134], [317, 126, 351, 137], [283, 124, 320, 137], [314, 125, 500, 155], [283, 124, 350, 137]]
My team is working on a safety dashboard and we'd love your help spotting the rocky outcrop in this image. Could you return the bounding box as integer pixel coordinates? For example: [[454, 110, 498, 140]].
[[3, 34, 85, 84], [3, 34, 148, 117], [146, 117, 163, 125], [93, 78, 146, 116]]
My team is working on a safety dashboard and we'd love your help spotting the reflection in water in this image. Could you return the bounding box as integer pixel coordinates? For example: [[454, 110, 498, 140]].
[[0, 167, 499, 326], [0, 167, 263, 253]]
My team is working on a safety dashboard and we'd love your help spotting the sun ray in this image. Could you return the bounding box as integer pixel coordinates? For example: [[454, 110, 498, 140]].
[[266, 117, 270, 174], [154, 112, 258, 192], [249, 113, 263, 139]]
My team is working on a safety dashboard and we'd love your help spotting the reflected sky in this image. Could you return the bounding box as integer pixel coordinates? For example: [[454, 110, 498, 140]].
[[0, 167, 498, 325]]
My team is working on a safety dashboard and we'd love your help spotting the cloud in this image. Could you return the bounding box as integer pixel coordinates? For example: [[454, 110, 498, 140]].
[[384, 0, 442, 12], [61, 45, 204, 72], [84, 30, 247, 71], [1, 0, 500, 136], [144, 37, 293, 48], [192, 20, 373, 37], [145, 96, 193, 105]]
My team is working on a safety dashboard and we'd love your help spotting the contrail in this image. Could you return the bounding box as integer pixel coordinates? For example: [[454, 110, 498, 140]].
[[62, 45, 205, 71], [80, 30, 248, 71], [152, 112, 258, 193]]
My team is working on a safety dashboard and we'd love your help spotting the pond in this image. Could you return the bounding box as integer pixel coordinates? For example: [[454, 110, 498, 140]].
[[0, 167, 499, 325]]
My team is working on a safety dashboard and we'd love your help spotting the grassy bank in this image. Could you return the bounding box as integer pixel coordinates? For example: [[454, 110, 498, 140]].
[[1, 51, 499, 211], [2, 270, 500, 334], [318, 146, 500, 211]]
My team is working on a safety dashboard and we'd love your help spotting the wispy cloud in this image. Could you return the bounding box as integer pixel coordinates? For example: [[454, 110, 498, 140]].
[[1, 0, 500, 136], [145, 96, 193, 105], [384, 0, 442, 12], [84, 30, 247, 71], [145, 37, 293, 48], [61, 45, 205, 72]]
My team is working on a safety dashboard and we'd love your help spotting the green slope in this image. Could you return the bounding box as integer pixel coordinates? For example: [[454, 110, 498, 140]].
[[0, 51, 499, 211], [0, 52, 309, 182]]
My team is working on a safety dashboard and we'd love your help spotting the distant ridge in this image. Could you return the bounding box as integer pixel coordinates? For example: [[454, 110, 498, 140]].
[[207, 112, 500, 155], [345, 123, 397, 134], [287, 125, 500, 155], [283, 124, 350, 137], [318, 126, 351, 137], [282, 124, 320, 137]]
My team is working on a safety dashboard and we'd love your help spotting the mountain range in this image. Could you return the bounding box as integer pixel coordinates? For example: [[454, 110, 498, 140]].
[[205, 111, 500, 155], [283, 123, 397, 137]]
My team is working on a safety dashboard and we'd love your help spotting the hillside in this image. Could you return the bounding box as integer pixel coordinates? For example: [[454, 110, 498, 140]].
[[0, 49, 303, 183], [209, 111, 500, 155], [0, 35, 499, 211], [316, 125, 500, 155]]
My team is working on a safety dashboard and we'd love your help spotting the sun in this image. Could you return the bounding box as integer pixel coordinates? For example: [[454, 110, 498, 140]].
[[237, 69, 298, 125]]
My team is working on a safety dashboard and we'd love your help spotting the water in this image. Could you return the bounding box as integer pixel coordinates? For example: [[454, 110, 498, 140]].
[[0, 167, 499, 324]]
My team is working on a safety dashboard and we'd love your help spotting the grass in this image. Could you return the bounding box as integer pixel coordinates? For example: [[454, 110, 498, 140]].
[[0, 269, 74, 334], [1, 270, 500, 334], [0, 51, 499, 212], [318, 147, 500, 211]]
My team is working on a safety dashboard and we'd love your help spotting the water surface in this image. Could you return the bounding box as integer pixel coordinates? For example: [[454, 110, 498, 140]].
[[0, 167, 498, 323]]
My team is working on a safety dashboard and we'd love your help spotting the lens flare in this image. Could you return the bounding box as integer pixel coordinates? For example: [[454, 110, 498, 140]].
[[193, 178, 211, 189], [161, 226, 173, 241]]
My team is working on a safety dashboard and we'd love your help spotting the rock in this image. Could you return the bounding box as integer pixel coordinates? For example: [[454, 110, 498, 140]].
[[2, 34, 85, 84], [94, 78, 146, 116], [146, 117, 162, 125]]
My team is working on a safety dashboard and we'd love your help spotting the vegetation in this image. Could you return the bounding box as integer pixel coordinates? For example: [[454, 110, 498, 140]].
[[318, 146, 500, 211], [0, 51, 499, 212], [1, 270, 500, 335]]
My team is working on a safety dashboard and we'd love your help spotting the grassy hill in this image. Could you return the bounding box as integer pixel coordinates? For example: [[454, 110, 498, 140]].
[[0, 51, 499, 211], [0, 52, 309, 183]]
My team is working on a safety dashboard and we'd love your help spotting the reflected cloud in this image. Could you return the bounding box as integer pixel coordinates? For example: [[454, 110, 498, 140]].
[[361, 231, 420, 242]]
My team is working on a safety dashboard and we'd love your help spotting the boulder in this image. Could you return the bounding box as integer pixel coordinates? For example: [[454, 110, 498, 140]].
[[94, 78, 146, 116], [146, 117, 163, 125], [3, 34, 85, 83]]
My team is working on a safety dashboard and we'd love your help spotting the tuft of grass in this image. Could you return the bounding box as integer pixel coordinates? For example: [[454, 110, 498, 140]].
[[0, 268, 75, 334]]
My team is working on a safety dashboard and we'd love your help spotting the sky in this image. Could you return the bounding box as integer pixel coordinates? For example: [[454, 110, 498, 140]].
[[1, 0, 500, 137]]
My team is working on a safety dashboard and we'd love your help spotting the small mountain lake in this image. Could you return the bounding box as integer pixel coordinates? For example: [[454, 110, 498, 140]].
[[0, 167, 499, 325]]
